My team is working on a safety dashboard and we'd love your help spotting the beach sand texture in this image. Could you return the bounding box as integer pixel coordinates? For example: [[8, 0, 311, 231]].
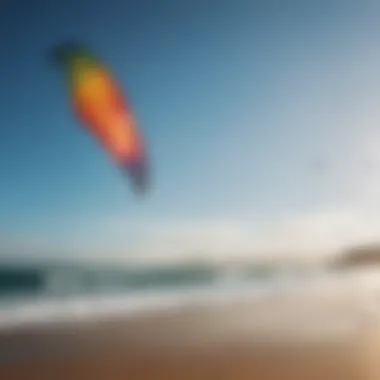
[[1, 292, 380, 380]]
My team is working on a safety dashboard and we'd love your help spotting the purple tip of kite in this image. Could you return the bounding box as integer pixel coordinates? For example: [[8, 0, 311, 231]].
[[121, 157, 150, 196]]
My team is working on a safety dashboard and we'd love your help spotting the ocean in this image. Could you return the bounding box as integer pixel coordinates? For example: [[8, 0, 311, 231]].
[[0, 260, 291, 300], [1, 261, 380, 333]]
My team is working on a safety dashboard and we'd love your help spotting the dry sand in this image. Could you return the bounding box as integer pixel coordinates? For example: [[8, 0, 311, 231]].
[[0, 297, 380, 380]]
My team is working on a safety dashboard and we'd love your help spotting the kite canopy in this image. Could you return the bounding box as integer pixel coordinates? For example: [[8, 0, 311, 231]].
[[51, 40, 150, 196]]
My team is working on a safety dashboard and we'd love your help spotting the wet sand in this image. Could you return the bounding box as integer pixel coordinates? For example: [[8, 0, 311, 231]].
[[0, 299, 379, 380]]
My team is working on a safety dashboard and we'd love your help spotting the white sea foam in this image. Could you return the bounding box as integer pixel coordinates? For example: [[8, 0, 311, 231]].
[[1, 270, 380, 339]]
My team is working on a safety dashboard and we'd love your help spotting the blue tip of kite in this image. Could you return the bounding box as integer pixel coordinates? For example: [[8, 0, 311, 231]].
[[121, 158, 150, 196], [49, 40, 89, 68]]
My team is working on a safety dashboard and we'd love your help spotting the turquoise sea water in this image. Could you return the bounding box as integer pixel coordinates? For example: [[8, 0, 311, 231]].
[[0, 260, 283, 300], [2, 260, 379, 332], [0, 260, 291, 329]]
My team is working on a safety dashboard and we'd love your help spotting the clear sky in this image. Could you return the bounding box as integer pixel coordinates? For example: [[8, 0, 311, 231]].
[[2, 0, 380, 263]]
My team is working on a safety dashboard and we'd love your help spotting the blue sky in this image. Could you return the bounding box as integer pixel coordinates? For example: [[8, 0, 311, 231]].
[[2, 0, 380, 263]]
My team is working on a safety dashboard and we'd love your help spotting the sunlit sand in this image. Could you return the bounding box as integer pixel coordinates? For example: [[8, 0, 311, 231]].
[[1, 282, 380, 380]]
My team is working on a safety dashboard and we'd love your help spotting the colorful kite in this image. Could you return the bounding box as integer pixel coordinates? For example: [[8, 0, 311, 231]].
[[51, 42, 149, 195]]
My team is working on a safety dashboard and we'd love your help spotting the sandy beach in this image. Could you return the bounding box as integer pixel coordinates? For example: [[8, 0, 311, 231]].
[[1, 293, 380, 380]]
